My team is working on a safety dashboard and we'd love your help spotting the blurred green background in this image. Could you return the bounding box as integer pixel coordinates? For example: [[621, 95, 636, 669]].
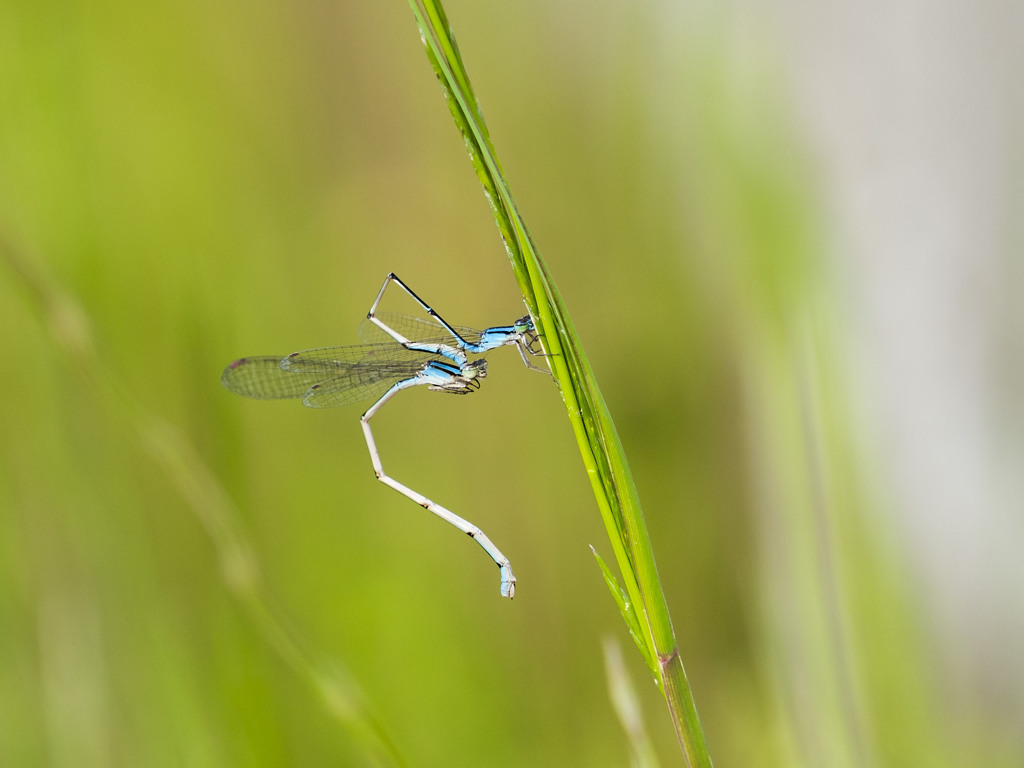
[[2, 1, 1022, 766]]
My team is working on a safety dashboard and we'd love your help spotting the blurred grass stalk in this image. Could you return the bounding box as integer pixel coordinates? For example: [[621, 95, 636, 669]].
[[0, 233, 408, 768], [744, 295, 970, 768], [407, 2, 713, 764], [743, 302, 877, 767], [603, 637, 663, 768]]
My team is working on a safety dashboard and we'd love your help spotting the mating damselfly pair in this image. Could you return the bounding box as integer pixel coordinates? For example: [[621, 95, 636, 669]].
[[221, 273, 546, 598]]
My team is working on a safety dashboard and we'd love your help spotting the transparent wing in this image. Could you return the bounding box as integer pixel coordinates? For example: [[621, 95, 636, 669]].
[[221, 344, 431, 409], [281, 343, 433, 368], [222, 356, 320, 400], [359, 312, 486, 347], [284, 346, 429, 409]]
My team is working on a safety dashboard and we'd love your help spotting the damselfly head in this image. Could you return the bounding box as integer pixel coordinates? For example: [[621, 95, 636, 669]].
[[512, 315, 534, 334], [465, 359, 488, 379]]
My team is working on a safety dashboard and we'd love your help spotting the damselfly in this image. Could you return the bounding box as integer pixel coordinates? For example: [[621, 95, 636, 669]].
[[221, 273, 546, 598]]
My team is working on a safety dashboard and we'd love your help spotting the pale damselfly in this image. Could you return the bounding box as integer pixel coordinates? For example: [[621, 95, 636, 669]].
[[221, 273, 546, 598]]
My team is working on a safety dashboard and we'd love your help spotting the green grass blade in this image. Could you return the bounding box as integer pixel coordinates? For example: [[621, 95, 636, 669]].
[[592, 547, 658, 681], [407, 2, 714, 764]]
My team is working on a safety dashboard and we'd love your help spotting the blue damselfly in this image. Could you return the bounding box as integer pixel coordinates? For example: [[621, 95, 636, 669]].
[[221, 273, 546, 598]]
